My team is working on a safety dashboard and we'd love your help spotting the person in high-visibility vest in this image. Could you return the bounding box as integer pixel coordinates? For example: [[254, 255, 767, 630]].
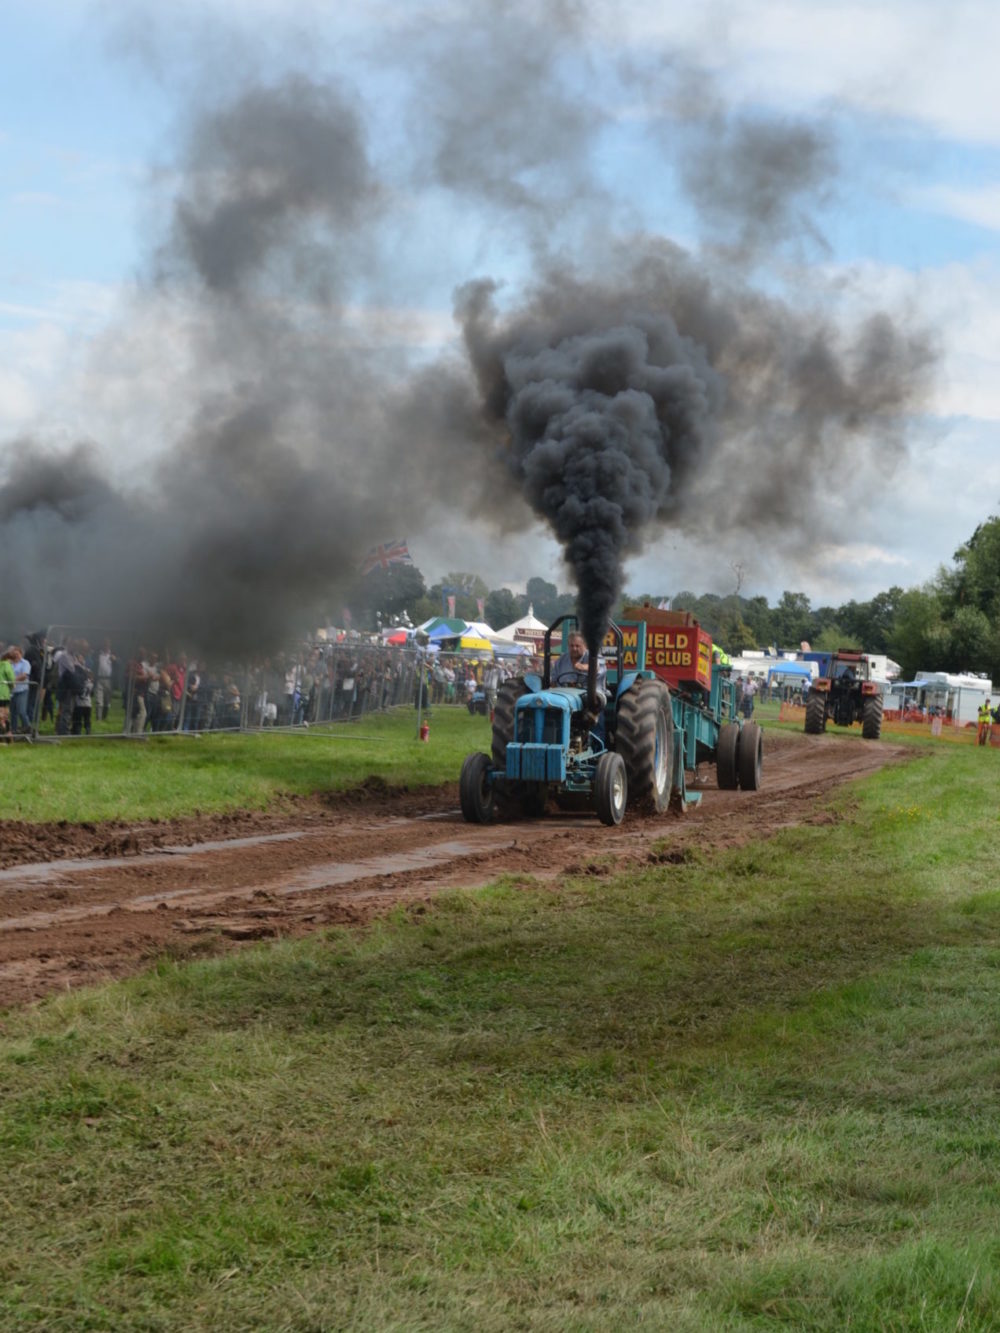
[[977, 699, 993, 746]]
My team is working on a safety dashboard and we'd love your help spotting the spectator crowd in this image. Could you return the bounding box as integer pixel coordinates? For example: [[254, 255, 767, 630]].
[[0, 630, 530, 741]]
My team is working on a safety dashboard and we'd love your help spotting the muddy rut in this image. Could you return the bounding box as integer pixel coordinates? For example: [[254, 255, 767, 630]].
[[0, 732, 906, 1007]]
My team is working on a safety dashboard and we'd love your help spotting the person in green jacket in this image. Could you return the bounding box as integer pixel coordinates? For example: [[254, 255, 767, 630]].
[[977, 698, 993, 747], [0, 648, 15, 740]]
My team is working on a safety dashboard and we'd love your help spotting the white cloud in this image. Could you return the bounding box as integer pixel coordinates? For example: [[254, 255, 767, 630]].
[[916, 184, 1000, 233], [601, 0, 1000, 144], [810, 255, 1000, 422]]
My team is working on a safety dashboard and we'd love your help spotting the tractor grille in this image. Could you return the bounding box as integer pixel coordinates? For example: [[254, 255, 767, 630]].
[[516, 707, 564, 746]]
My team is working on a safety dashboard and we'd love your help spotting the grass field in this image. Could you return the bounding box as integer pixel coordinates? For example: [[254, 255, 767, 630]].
[[0, 695, 864, 826], [3, 730, 1000, 1328], [0, 706, 491, 824]]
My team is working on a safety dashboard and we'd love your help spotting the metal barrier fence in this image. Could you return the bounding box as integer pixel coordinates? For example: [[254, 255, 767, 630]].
[[776, 700, 985, 742], [8, 628, 449, 740]]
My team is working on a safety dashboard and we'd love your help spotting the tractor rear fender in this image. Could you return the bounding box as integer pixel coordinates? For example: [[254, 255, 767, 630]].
[[613, 670, 653, 701]]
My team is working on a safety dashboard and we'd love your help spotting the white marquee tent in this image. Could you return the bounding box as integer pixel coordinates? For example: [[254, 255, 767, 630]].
[[497, 606, 548, 644]]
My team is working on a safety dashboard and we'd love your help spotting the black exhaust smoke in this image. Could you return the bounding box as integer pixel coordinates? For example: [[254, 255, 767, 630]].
[[457, 280, 723, 655], [457, 250, 933, 658], [0, 14, 938, 655]]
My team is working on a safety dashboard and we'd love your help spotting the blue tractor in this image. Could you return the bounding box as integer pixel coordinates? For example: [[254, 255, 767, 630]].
[[460, 611, 762, 826]]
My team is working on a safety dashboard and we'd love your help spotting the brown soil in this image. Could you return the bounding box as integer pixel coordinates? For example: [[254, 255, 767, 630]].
[[0, 731, 908, 1009]]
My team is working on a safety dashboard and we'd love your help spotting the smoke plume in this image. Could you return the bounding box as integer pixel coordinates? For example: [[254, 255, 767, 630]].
[[0, 4, 938, 655], [455, 250, 933, 649]]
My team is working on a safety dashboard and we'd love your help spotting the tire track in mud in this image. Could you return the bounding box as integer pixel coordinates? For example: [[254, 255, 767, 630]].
[[0, 733, 909, 1007]]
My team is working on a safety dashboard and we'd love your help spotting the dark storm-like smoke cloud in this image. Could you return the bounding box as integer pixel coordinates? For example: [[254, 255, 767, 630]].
[[162, 76, 379, 296], [409, 0, 603, 230], [0, 3, 938, 653], [0, 72, 490, 652], [455, 248, 934, 648], [679, 114, 836, 259]]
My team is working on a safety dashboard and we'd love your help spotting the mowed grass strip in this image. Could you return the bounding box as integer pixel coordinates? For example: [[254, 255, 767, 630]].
[[2, 743, 1000, 1327], [0, 705, 485, 823]]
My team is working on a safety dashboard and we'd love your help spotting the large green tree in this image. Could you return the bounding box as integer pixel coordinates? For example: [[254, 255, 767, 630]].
[[349, 562, 427, 631], [888, 587, 944, 678], [484, 587, 521, 630], [771, 591, 813, 648]]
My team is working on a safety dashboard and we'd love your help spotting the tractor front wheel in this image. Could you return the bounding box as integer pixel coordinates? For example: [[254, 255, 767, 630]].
[[460, 752, 494, 824], [805, 693, 827, 735], [594, 752, 628, 826], [615, 678, 674, 813]]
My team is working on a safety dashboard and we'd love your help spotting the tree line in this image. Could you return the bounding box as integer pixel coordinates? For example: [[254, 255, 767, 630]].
[[351, 515, 1000, 682]]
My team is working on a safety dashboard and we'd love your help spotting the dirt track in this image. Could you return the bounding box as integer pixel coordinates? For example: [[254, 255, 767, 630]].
[[0, 731, 908, 1008]]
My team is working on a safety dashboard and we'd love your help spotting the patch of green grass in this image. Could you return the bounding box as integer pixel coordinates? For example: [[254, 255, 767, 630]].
[[0, 705, 485, 823], [3, 741, 1000, 1326]]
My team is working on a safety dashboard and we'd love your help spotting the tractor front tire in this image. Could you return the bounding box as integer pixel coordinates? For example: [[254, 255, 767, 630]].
[[738, 722, 763, 790], [862, 695, 884, 740], [716, 722, 740, 790], [615, 678, 674, 813], [594, 752, 628, 826], [805, 693, 827, 735], [460, 752, 494, 824]]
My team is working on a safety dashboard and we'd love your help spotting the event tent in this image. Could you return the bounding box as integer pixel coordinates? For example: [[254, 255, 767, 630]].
[[497, 607, 548, 643], [766, 663, 815, 683], [417, 617, 468, 636], [464, 620, 529, 656]]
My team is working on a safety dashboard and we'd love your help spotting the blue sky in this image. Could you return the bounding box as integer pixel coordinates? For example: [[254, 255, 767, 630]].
[[2, 0, 998, 609]]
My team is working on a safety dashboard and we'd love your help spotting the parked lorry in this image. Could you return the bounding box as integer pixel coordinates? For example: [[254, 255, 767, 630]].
[[460, 606, 762, 826], [804, 650, 884, 739]]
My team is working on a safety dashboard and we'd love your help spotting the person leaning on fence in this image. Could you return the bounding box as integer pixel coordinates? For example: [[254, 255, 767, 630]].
[[978, 698, 993, 747], [53, 641, 80, 735], [482, 659, 501, 722], [71, 652, 95, 736], [9, 645, 31, 737], [95, 639, 115, 721], [125, 650, 149, 734], [24, 632, 45, 730]]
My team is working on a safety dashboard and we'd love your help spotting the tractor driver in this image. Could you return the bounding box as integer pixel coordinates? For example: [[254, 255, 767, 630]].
[[553, 630, 607, 709]]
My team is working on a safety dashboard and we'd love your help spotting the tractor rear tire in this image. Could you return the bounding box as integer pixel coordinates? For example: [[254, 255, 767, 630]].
[[716, 722, 740, 790], [738, 722, 763, 791], [492, 677, 530, 769], [460, 752, 494, 823], [805, 693, 827, 735], [862, 695, 883, 740], [615, 678, 674, 813], [594, 752, 628, 826]]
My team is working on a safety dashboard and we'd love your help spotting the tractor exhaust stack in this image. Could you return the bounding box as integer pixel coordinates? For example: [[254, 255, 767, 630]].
[[587, 653, 598, 714]]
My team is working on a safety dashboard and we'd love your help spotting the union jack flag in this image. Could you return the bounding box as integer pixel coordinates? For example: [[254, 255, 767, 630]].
[[359, 538, 414, 577]]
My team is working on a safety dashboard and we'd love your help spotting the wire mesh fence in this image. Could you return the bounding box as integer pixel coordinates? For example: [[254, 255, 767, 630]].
[[7, 627, 454, 741]]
